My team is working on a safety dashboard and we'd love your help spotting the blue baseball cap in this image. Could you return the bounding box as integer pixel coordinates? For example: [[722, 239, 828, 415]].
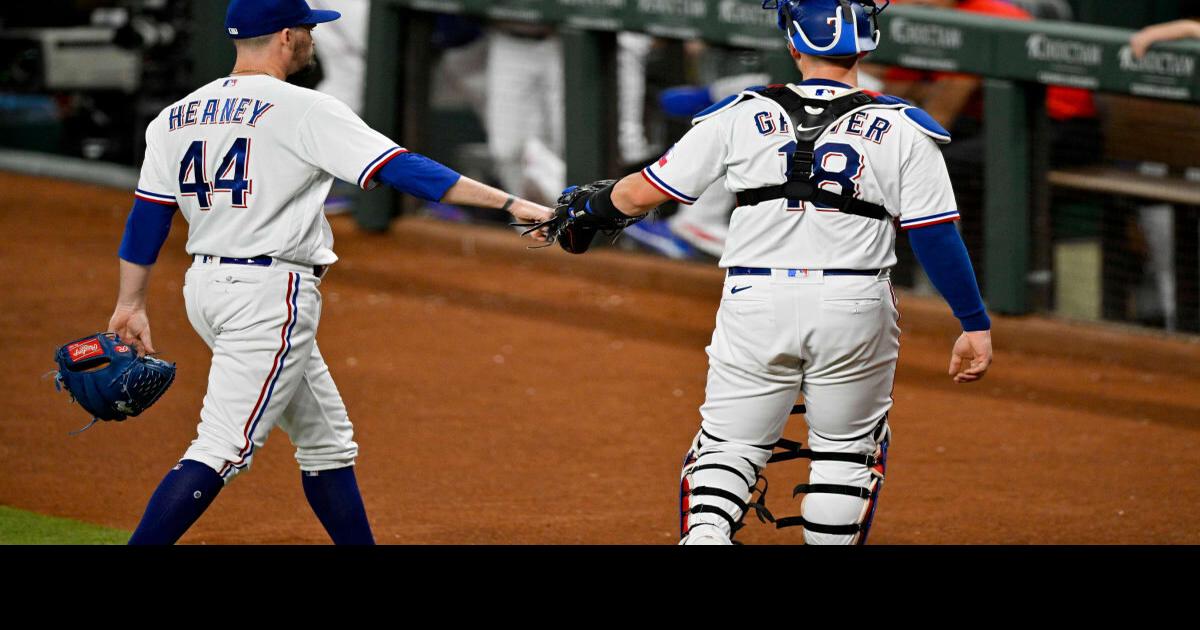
[[225, 0, 341, 39]]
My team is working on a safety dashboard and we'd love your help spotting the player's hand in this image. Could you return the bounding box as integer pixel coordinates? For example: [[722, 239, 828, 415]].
[[949, 330, 991, 384], [509, 199, 553, 242], [108, 304, 156, 357], [1130, 28, 1161, 59], [1130, 20, 1200, 59]]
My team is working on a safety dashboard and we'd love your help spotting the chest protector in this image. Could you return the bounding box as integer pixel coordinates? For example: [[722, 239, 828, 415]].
[[732, 86, 891, 222]]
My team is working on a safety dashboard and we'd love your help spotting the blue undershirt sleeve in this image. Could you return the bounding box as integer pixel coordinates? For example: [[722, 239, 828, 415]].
[[907, 221, 992, 331], [118, 198, 177, 265], [374, 152, 462, 202]]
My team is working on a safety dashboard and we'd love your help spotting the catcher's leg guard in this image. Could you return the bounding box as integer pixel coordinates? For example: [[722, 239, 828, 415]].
[[770, 415, 890, 545], [679, 428, 774, 544]]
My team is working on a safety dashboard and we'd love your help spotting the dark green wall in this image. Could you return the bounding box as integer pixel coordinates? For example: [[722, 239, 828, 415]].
[[188, 1, 237, 84], [1069, 0, 1189, 29]]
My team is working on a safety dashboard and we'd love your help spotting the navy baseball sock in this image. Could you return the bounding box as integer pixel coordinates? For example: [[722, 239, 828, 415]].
[[128, 459, 224, 545], [301, 466, 375, 545]]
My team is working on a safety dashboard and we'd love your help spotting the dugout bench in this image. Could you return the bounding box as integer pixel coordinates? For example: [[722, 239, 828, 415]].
[[1047, 95, 1200, 330]]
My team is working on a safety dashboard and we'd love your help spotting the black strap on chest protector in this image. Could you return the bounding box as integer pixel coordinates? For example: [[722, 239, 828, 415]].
[[734, 87, 891, 223]]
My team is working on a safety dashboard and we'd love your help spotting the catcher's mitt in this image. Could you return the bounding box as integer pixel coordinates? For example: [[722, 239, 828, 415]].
[[53, 332, 176, 431], [516, 179, 644, 254]]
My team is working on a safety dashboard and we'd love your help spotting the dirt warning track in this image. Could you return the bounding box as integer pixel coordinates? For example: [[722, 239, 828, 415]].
[[3, 171, 1199, 544]]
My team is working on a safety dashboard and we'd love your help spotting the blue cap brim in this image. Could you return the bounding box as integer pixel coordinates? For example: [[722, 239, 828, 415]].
[[303, 9, 341, 25]]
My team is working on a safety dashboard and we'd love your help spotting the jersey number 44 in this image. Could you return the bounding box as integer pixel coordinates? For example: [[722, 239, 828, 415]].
[[179, 138, 253, 210]]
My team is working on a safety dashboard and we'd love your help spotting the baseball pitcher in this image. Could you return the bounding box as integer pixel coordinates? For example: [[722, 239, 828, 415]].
[[108, 0, 552, 544], [529, 0, 993, 544]]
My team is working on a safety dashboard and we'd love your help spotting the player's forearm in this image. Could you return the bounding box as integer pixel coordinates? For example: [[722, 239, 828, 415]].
[[115, 196, 173, 309], [908, 221, 991, 331], [439, 175, 516, 211], [1135, 19, 1200, 46], [922, 76, 980, 130], [611, 172, 670, 216], [372, 152, 534, 216], [115, 258, 154, 309]]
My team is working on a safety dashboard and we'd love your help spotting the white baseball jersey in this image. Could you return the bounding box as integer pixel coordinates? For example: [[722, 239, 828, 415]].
[[134, 74, 406, 266], [641, 81, 958, 270]]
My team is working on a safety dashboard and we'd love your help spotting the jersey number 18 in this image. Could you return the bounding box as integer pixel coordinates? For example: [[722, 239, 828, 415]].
[[779, 141, 864, 211]]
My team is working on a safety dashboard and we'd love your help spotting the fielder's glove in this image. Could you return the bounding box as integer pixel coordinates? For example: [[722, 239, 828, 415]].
[[515, 179, 644, 254], [53, 332, 176, 431]]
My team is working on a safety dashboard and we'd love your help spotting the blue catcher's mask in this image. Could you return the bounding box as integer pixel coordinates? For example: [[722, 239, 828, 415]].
[[762, 0, 890, 57]]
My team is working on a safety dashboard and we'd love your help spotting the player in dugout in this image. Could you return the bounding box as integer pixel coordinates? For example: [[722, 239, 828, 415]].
[[874, 0, 1102, 271]]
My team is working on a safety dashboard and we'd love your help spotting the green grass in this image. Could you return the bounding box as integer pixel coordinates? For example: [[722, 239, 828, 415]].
[[0, 506, 129, 544]]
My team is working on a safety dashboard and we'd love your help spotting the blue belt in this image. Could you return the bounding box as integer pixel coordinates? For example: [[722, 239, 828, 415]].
[[727, 267, 881, 277], [218, 255, 272, 267], [199, 255, 328, 278]]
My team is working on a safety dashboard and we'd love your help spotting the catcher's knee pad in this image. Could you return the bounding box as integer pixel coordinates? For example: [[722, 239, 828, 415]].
[[773, 415, 890, 545], [679, 428, 774, 542]]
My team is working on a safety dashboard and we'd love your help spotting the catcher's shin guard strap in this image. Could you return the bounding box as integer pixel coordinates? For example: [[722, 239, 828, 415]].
[[774, 516, 863, 536], [758, 418, 890, 543], [680, 430, 767, 540], [794, 483, 873, 499], [692, 462, 756, 487], [701, 427, 776, 451], [768, 441, 878, 467], [690, 487, 749, 513], [687, 504, 744, 535]]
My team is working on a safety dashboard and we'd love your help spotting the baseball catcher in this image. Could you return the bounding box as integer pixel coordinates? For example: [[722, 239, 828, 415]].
[[530, 0, 994, 545], [53, 332, 176, 432]]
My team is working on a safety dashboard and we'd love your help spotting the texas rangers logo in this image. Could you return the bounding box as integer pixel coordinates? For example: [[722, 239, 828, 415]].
[[68, 338, 104, 362]]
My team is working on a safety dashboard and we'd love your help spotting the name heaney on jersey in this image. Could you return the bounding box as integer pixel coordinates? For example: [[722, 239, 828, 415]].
[[167, 98, 275, 131]]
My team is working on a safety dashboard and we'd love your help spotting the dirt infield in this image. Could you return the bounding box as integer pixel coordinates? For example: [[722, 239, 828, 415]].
[[3, 171, 1199, 544]]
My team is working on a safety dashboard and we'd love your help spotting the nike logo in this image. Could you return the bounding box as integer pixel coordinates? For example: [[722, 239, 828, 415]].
[[731, 285, 752, 294]]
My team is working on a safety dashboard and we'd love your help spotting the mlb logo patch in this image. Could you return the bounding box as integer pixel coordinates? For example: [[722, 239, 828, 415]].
[[223, 79, 238, 87], [68, 338, 104, 362]]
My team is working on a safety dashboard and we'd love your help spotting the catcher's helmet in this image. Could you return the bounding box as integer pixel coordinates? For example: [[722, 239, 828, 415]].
[[763, 0, 890, 57]]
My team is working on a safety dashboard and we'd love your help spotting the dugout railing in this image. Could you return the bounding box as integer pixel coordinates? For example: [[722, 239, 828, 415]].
[[351, 3, 1200, 329]]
